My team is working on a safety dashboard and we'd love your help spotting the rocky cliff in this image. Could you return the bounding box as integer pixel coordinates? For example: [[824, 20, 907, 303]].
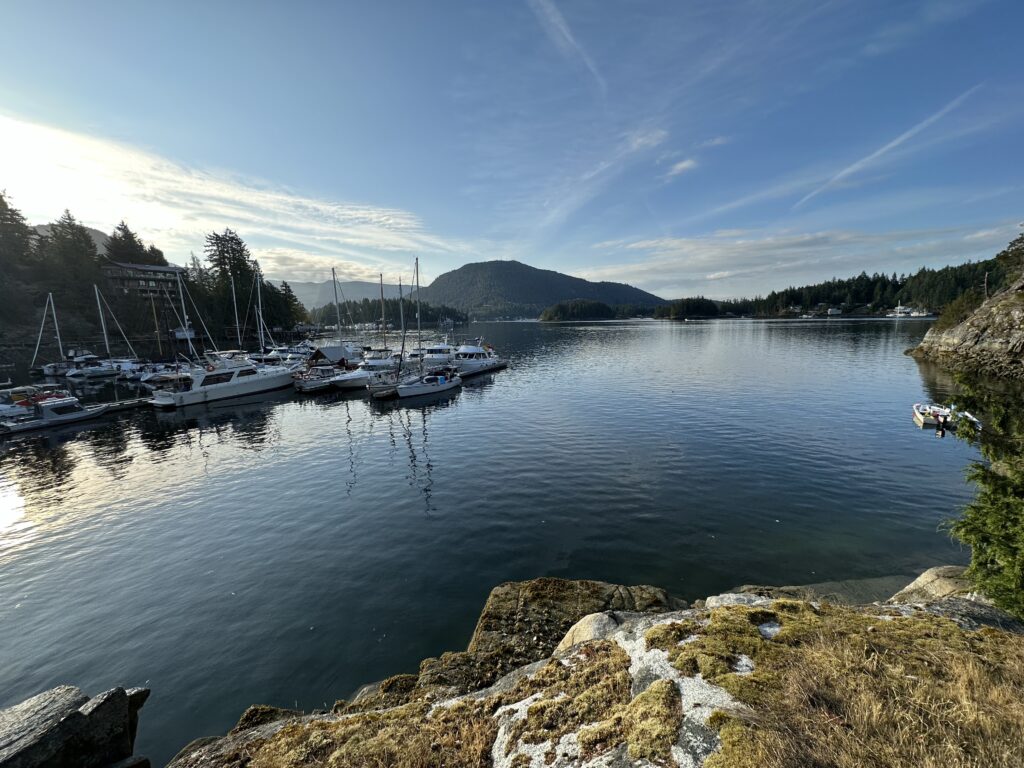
[[158, 571, 1023, 768], [912, 275, 1024, 379]]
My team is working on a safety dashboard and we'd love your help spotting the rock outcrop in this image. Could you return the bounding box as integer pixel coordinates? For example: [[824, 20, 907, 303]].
[[165, 572, 1024, 768], [0, 685, 150, 768], [911, 275, 1024, 379]]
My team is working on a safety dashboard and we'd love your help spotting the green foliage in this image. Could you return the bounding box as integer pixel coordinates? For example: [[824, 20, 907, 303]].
[[722, 256, 1009, 317], [539, 299, 616, 321], [654, 296, 719, 319], [932, 288, 983, 331], [995, 232, 1024, 279], [948, 377, 1024, 620], [105, 220, 167, 265]]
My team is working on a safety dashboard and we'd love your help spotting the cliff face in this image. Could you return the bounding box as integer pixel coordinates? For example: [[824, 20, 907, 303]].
[[912, 275, 1024, 379], [164, 571, 1024, 768]]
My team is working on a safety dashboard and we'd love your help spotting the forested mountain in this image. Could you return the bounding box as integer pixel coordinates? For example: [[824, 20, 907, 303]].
[[416, 260, 666, 318]]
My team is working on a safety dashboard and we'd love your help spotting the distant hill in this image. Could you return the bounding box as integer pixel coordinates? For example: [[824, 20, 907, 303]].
[[416, 260, 666, 318], [274, 279, 403, 310]]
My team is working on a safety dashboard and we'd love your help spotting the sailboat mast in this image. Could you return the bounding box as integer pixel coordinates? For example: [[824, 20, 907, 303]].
[[50, 292, 64, 360], [30, 293, 51, 369], [379, 273, 387, 349], [230, 272, 242, 348], [95, 284, 111, 358], [150, 295, 162, 356], [175, 271, 195, 356], [415, 257, 422, 371], [397, 276, 406, 377], [256, 263, 266, 351], [331, 267, 343, 338]]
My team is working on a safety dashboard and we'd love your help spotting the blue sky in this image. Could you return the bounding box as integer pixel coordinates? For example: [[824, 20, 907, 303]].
[[1, 0, 1021, 298]]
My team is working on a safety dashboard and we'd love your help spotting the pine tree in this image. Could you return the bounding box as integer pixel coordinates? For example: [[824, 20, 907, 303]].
[[0, 191, 33, 272], [105, 221, 148, 263]]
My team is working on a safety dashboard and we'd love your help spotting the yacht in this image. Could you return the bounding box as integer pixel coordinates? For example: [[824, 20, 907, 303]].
[[0, 396, 109, 434], [886, 303, 913, 318], [150, 352, 300, 408], [64, 356, 120, 380], [453, 341, 506, 376], [0, 385, 71, 418]]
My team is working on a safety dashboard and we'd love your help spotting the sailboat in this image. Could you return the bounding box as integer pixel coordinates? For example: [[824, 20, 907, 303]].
[[396, 257, 462, 398], [29, 293, 70, 376], [65, 286, 140, 379]]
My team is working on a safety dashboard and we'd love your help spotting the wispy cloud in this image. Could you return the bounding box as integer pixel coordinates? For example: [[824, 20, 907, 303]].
[[526, 0, 607, 96], [698, 136, 731, 148], [582, 221, 1019, 298], [664, 158, 698, 179], [795, 83, 984, 208], [861, 0, 989, 57], [0, 113, 471, 282]]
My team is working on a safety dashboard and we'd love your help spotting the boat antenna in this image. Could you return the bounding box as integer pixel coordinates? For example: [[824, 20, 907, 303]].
[[94, 284, 112, 359]]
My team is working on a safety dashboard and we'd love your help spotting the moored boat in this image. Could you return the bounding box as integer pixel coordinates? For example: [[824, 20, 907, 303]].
[[396, 370, 462, 398], [453, 340, 506, 375], [294, 364, 343, 393], [0, 396, 110, 434], [150, 352, 300, 408]]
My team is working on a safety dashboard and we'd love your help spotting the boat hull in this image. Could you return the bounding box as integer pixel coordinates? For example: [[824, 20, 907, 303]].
[[0, 404, 110, 434], [396, 377, 462, 398]]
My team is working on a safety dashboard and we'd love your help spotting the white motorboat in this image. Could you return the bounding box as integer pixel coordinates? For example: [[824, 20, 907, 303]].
[[65, 356, 120, 380], [0, 385, 70, 417], [150, 352, 300, 408], [453, 341, 506, 375], [0, 396, 110, 434], [360, 348, 402, 370], [365, 368, 402, 397], [396, 370, 462, 398], [294, 364, 343, 393], [331, 363, 379, 390]]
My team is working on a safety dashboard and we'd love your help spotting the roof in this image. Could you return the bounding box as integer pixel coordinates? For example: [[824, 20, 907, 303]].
[[102, 261, 185, 274]]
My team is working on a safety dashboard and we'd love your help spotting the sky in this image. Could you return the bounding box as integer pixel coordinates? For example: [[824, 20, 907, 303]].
[[1, 0, 1022, 298]]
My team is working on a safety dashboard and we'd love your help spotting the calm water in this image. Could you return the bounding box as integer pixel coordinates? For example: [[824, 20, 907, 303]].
[[0, 319, 979, 764]]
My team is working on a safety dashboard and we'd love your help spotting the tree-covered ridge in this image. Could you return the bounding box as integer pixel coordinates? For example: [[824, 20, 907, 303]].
[[418, 259, 666, 318], [539, 299, 616, 321], [713, 243, 1015, 318], [653, 297, 720, 319]]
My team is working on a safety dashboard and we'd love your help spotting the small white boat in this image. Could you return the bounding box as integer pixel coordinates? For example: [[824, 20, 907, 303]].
[[0, 396, 110, 434], [912, 403, 981, 431], [360, 348, 402, 370], [365, 368, 402, 397], [913, 403, 949, 427], [0, 385, 73, 417], [294, 364, 343, 393], [396, 371, 462, 398], [65, 355, 119, 380], [453, 340, 506, 376]]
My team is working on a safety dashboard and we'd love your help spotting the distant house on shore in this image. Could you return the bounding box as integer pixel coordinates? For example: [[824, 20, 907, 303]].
[[101, 261, 186, 303], [827, 307, 842, 316]]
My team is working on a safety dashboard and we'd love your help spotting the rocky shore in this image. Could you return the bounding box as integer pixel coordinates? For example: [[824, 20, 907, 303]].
[[911, 274, 1024, 380], [7, 569, 1018, 768]]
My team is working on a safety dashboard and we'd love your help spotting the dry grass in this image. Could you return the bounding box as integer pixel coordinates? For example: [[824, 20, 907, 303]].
[[703, 605, 1024, 768]]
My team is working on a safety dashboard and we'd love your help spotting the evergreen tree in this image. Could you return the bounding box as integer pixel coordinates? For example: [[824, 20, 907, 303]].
[[0, 191, 33, 271], [105, 221, 149, 264]]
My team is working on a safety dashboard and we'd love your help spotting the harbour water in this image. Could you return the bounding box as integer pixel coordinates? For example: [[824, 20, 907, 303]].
[[0, 319, 979, 764]]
